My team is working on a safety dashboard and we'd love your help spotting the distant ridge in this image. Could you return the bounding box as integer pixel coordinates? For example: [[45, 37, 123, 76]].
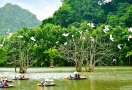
[[0, 3, 41, 36]]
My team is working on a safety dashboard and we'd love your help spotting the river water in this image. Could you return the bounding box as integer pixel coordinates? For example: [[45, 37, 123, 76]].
[[0, 67, 132, 90]]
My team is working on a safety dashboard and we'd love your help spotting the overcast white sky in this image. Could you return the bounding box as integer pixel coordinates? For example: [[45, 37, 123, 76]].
[[0, 0, 62, 21]]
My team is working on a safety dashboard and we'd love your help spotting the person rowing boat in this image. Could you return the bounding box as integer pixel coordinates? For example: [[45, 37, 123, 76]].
[[38, 79, 56, 86]]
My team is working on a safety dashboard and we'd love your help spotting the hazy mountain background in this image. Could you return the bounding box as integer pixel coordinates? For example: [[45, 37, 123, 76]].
[[0, 3, 41, 36]]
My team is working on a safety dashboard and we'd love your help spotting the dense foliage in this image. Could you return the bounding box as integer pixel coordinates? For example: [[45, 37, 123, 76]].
[[0, 3, 41, 36], [42, 0, 132, 28], [0, 0, 132, 68]]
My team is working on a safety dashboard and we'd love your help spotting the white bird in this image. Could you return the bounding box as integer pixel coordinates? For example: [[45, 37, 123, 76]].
[[62, 33, 69, 37], [18, 35, 23, 38], [0, 44, 3, 47], [113, 59, 116, 62], [104, 0, 112, 3], [103, 29, 107, 33], [103, 26, 109, 33], [87, 23, 95, 28], [34, 44, 37, 46], [6, 29, 10, 34], [7, 33, 12, 39], [117, 44, 123, 49], [81, 36, 85, 40], [2, 37, 6, 44], [128, 34, 132, 41], [30, 36, 36, 41], [64, 42, 67, 46], [85, 29, 88, 32], [98, 0, 112, 5], [56, 41, 59, 44], [128, 27, 132, 32], [79, 31, 82, 34], [110, 34, 114, 41], [98, 1, 102, 5], [90, 37, 94, 41]]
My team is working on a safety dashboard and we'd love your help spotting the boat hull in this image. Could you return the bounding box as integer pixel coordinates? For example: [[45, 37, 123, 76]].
[[68, 77, 87, 80], [12, 78, 29, 80], [38, 84, 56, 87], [0, 85, 14, 88]]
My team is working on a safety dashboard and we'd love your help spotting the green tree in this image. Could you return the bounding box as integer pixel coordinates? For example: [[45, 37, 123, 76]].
[[44, 46, 58, 67], [0, 48, 7, 64]]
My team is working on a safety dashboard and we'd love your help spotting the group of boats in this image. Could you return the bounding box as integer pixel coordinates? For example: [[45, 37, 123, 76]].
[[0, 71, 87, 88], [0, 75, 29, 88]]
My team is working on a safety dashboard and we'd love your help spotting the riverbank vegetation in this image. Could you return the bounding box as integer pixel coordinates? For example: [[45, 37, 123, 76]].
[[0, 0, 132, 73]]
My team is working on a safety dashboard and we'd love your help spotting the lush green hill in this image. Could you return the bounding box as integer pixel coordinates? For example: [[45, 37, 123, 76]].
[[0, 3, 41, 36], [41, 0, 132, 28]]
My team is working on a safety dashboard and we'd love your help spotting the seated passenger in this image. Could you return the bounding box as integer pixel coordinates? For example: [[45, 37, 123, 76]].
[[14, 76, 17, 79], [69, 75, 73, 79], [0, 81, 3, 87], [50, 79, 54, 85], [3, 80, 8, 86], [74, 74, 78, 79], [22, 76, 24, 79], [40, 81, 44, 86], [44, 81, 48, 86], [77, 74, 80, 79], [50, 81, 54, 85]]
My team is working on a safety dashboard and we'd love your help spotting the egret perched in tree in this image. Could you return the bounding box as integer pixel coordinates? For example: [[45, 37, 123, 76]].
[[2, 37, 6, 45], [62, 33, 69, 37], [103, 26, 109, 33], [128, 34, 132, 41], [117, 44, 123, 49], [30, 36, 36, 41], [113, 59, 116, 62], [64, 42, 67, 46], [56, 41, 59, 44], [128, 27, 132, 32], [79, 31, 82, 34], [104, 0, 112, 3], [87, 23, 95, 28], [7, 33, 12, 39], [6, 29, 10, 34], [110, 34, 114, 41], [98, 1, 103, 5], [0, 44, 3, 47], [98, 0, 112, 5], [18, 35, 23, 38], [90, 37, 94, 41], [80, 36, 85, 40]]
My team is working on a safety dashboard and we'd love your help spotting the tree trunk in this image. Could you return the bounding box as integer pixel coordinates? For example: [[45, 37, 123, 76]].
[[15, 66, 17, 73], [50, 61, 54, 68], [75, 61, 82, 72], [85, 65, 94, 72], [76, 66, 82, 72], [19, 66, 27, 73]]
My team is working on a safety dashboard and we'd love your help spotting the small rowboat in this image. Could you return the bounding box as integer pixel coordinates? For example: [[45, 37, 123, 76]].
[[68, 77, 87, 80], [0, 85, 14, 88], [7, 80, 14, 82], [37, 83, 56, 87], [12, 77, 29, 80]]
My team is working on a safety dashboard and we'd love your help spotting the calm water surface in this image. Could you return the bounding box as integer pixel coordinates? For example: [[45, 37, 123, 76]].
[[0, 67, 132, 90]]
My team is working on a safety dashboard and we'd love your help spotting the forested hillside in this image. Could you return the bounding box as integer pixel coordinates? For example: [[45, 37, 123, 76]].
[[0, 0, 132, 70], [42, 0, 132, 28], [0, 3, 41, 36]]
